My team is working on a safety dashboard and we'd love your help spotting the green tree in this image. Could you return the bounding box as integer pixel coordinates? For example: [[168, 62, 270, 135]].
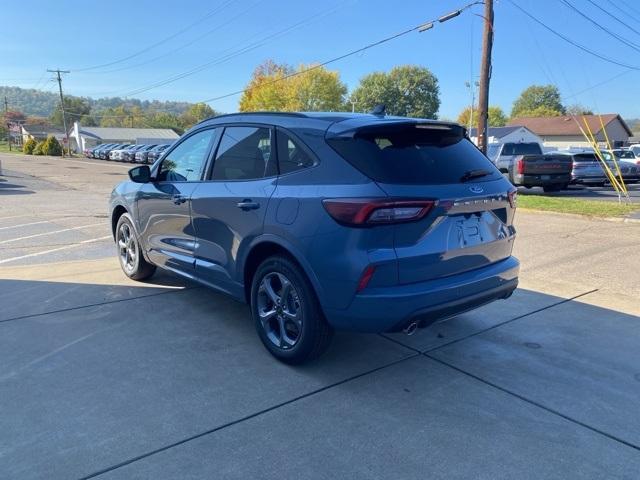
[[512, 105, 563, 118], [350, 65, 440, 118], [511, 85, 564, 118], [457, 105, 507, 127], [148, 112, 183, 134], [23, 138, 37, 154], [566, 104, 593, 116], [42, 135, 62, 156], [33, 140, 46, 155], [50, 97, 91, 128], [239, 60, 347, 112], [180, 103, 216, 128]]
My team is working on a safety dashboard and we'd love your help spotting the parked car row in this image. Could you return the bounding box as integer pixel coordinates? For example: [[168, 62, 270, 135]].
[[488, 142, 639, 190], [83, 143, 172, 164]]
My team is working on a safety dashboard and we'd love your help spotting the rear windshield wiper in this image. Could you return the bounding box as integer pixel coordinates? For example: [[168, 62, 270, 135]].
[[460, 169, 491, 182]]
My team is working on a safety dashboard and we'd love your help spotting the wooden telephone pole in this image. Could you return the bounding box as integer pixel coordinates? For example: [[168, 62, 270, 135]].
[[4, 96, 10, 152], [477, 0, 494, 154], [47, 69, 71, 156]]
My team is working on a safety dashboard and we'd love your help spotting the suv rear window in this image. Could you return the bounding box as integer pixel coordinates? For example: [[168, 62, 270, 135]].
[[501, 143, 542, 156], [573, 153, 598, 162], [326, 124, 500, 184]]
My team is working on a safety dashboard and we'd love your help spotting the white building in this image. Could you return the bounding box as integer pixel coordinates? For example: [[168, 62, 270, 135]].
[[469, 126, 542, 147], [70, 122, 179, 152], [507, 114, 632, 149]]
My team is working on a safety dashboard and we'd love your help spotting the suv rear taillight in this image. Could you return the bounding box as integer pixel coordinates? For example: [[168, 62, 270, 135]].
[[322, 199, 435, 226], [516, 155, 525, 175]]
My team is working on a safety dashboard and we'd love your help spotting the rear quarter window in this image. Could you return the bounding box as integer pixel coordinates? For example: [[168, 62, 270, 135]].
[[327, 124, 500, 184]]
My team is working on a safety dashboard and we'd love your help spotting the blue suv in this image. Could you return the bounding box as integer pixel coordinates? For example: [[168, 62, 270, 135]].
[[110, 112, 519, 364]]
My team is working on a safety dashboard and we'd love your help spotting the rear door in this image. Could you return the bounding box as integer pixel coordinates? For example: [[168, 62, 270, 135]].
[[191, 125, 277, 295], [137, 128, 218, 273], [327, 123, 516, 285]]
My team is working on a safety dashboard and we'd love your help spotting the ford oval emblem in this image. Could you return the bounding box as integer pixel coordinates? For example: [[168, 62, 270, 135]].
[[469, 185, 484, 194]]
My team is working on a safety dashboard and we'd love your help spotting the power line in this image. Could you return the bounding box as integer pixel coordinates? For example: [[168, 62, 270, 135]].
[[614, 0, 640, 19], [507, 0, 640, 70], [559, 0, 640, 52], [585, 0, 640, 37], [200, 1, 483, 104], [72, 0, 239, 72], [79, 0, 265, 75], [563, 69, 633, 100], [62, 0, 482, 122], [101, 2, 348, 98], [604, 0, 640, 24]]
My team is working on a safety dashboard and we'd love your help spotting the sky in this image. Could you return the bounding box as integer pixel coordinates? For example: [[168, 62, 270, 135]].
[[2, 0, 639, 120]]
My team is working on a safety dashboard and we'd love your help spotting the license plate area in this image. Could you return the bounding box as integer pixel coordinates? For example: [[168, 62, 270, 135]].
[[455, 215, 484, 248]]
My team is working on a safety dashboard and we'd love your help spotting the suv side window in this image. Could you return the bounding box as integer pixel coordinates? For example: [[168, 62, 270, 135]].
[[157, 129, 216, 182], [277, 130, 315, 174], [212, 127, 275, 180]]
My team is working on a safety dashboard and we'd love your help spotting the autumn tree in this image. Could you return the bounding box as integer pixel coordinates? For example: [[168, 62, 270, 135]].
[[457, 105, 507, 127], [350, 65, 440, 118], [239, 60, 347, 112], [50, 97, 91, 128], [511, 85, 565, 118], [179, 103, 216, 128]]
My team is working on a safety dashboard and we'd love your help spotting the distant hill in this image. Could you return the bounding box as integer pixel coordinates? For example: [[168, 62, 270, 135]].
[[0, 85, 192, 117]]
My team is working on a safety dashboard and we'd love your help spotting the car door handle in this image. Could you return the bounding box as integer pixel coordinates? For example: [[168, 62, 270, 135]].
[[236, 199, 260, 211], [172, 195, 187, 205]]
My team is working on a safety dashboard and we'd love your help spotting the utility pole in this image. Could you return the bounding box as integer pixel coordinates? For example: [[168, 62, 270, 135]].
[[477, 0, 494, 154], [47, 69, 71, 156], [4, 96, 11, 151]]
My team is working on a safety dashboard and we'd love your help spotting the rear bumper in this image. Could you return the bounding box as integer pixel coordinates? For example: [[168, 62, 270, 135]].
[[513, 173, 570, 186], [571, 175, 606, 184], [323, 256, 520, 333]]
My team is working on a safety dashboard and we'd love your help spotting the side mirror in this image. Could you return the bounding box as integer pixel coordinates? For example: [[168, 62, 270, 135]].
[[128, 165, 151, 183]]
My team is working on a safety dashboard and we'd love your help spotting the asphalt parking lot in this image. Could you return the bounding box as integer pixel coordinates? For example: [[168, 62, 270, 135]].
[[1, 153, 640, 479]]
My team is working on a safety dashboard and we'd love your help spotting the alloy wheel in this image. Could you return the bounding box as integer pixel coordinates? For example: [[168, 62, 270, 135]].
[[117, 223, 137, 274], [257, 272, 303, 349]]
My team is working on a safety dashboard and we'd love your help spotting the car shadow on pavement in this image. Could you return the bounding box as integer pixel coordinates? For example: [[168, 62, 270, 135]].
[[0, 277, 639, 479], [0, 179, 34, 195]]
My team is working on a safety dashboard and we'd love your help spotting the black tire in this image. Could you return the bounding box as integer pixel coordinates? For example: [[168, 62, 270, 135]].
[[251, 255, 333, 364], [115, 213, 156, 281], [542, 184, 562, 193]]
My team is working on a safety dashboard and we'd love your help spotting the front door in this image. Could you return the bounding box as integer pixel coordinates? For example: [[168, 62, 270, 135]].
[[137, 128, 218, 273], [191, 126, 277, 296]]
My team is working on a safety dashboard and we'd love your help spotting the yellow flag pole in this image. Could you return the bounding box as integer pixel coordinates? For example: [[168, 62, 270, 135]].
[[580, 118, 625, 196], [598, 115, 628, 196]]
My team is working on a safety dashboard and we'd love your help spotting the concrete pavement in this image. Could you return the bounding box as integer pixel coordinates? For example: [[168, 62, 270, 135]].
[[1, 152, 639, 479]]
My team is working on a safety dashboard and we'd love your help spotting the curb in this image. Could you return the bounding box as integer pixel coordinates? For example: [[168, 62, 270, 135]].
[[518, 208, 640, 224]]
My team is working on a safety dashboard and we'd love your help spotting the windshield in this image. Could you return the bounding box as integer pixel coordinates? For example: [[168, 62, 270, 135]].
[[327, 124, 500, 184]]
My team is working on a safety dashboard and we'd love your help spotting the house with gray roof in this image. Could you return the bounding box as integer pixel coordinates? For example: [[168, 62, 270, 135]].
[[70, 121, 179, 152]]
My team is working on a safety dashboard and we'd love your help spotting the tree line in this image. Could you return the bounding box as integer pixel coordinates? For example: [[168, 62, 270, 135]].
[[1, 62, 622, 142]]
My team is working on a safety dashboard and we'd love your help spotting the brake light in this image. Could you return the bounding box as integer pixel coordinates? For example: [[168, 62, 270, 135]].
[[356, 265, 376, 292], [322, 198, 435, 226], [508, 189, 517, 208], [516, 156, 525, 175]]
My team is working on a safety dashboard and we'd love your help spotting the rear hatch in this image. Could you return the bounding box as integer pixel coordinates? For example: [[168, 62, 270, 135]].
[[327, 121, 516, 285], [571, 153, 604, 176], [521, 153, 572, 176]]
